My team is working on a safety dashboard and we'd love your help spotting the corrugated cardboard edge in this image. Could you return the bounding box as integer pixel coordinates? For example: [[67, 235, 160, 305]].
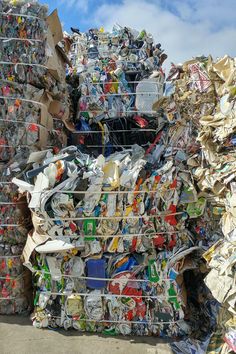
[[46, 10, 70, 82], [46, 9, 63, 46]]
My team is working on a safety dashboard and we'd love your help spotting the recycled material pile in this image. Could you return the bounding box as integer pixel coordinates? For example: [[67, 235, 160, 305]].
[[12, 27, 220, 340], [14, 142, 206, 336], [156, 55, 236, 353], [14, 25, 204, 336], [66, 26, 167, 154], [0, 0, 70, 314], [0, 0, 235, 351]]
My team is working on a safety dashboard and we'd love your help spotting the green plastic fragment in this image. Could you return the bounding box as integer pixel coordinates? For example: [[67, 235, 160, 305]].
[[148, 259, 160, 282], [84, 219, 96, 241]]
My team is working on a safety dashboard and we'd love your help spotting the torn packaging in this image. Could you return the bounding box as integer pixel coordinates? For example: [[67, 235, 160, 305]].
[[161, 55, 236, 353]]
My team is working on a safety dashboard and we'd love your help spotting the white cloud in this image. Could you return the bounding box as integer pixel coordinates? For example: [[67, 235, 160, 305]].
[[58, 0, 89, 12], [83, 0, 236, 71]]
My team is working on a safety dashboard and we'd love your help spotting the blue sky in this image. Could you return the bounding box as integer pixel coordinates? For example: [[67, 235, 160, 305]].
[[45, 0, 235, 69]]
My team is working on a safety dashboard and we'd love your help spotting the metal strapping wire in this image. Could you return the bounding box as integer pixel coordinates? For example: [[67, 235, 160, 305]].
[[87, 81, 164, 85], [0, 224, 23, 227], [0, 61, 47, 69], [52, 230, 184, 239], [0, 273, 25, 281], [34, 270, 173, 283], [0, 145, 54, 148], [0, 201, 26, 205], [34, 212, 184, 222], [0, 95, 48, 109], [39, 291, 179, 300], [0, 37, 43, 42], [85, 144, 150, 148], [0, 255, 21, 258], [0, 11, 45, 20], [0, 119, 47, 130], [72, 129, 157, 134], [40, 314, 181, 326], [28, 189, 173, 195], [79, 110, 158, 114], [81, 92, 163, 97], [0, 144, 39, 148]]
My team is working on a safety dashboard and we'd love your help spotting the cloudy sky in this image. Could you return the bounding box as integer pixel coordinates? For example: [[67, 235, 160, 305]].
[[46, 0, 235, 70]]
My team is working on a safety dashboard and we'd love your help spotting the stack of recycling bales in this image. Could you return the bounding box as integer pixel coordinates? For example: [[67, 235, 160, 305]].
[[0, 0, 70, 314], [158, 56, 236, 353], [11, 26, 218, 339], [2, 0, 232, 345]]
